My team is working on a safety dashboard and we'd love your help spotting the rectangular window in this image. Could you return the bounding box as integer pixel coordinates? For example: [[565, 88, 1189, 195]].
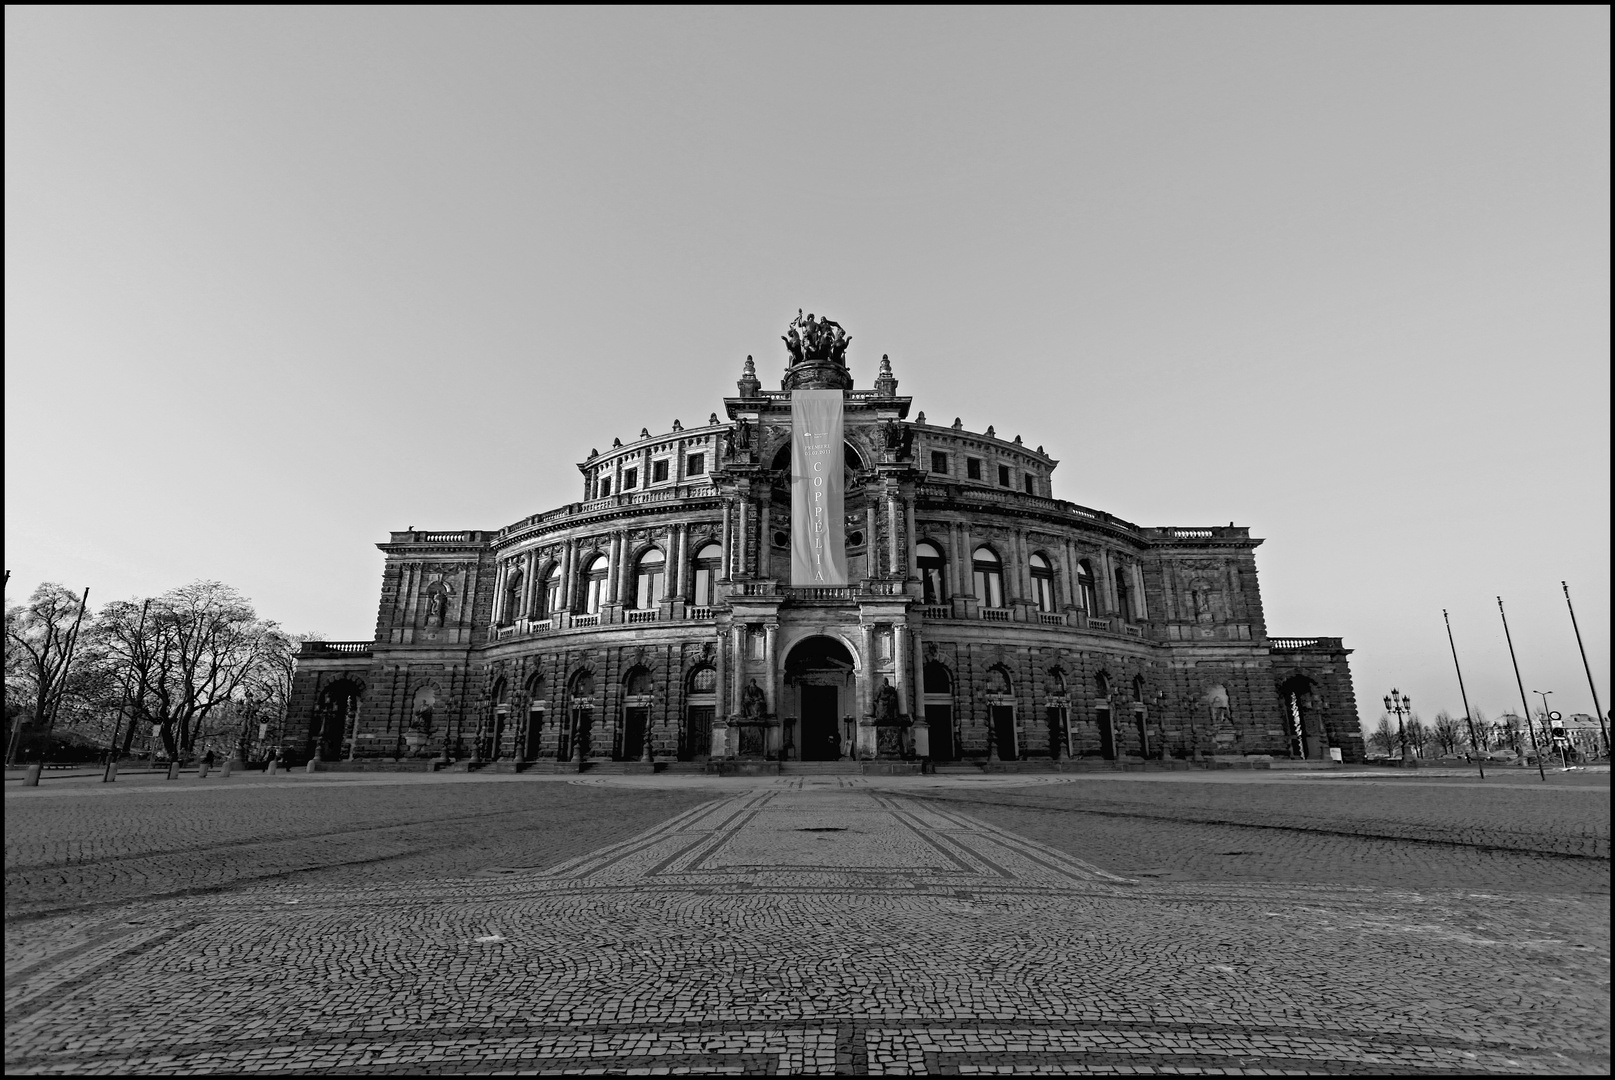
[[599, 478, 611, 498], [1023, 474, 1035, 494], [623, 467, 638, 490], [652, 459, 669, 483], [931, 451, 949, 474], [998, 464, 1011, 487], [966, 457, 982, 480], [687, 452, 705, 476]]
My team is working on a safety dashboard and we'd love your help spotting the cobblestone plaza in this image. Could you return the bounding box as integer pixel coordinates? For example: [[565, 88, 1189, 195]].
[[5, 768, 1608, 1075]]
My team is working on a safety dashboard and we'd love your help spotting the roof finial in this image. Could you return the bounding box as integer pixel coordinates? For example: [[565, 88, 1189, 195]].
[[737, 354, 761, 397], [874, 352, 898, 398]]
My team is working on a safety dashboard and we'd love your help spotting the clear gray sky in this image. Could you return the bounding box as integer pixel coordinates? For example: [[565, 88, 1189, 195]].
[[6, 7, 1609, 732]]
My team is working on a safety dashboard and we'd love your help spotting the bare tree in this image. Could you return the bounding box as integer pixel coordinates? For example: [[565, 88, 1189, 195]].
[[1433, 710, 1465, 756], [1406, 713, 1433, 757], [1469, 707, 1491, 751], [1368, 714, 1395, 757], [4, 584, 92, 762], [96, 582, 287, 761]]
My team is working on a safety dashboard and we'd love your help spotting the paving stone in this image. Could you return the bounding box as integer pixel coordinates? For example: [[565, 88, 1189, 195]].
[[4, 772, 1608, 1074]]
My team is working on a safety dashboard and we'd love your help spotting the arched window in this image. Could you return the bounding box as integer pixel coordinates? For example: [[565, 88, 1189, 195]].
[[633, 549, 665, 610], [917, 541, 948, 604], [692, 543, 722, 606], [923, 662, 952, 694], [625, 667, 653, 696], [537, 563, 562, 618], [972, 546, 1004, 608], [1075, 559, 1097, 614], [580, 554, 610, 614], [985, 666, 1013, 696], [1132, 675, 1146, 703], [501, 570, 523, 625], [1115, 566, 1132, 622], [1030, 553, 1055, 613], [1049, 667, 1067, 695], [689, 666, 718, 694]]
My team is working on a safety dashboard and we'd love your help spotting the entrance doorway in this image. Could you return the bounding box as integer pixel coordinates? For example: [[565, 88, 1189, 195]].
[[623, 707, 648, 761], [683, 665, 717, 760], [1097, 707, 1116, 760], [800, 685, 840, 760], [523, 708, 543, 762], [991, 706, 1018, 760], [926, 705, 955, 761], [923, 662, 954, 762], [784, 636, 857, 763]]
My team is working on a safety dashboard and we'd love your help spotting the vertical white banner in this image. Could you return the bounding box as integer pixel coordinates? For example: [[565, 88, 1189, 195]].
[[791, 390, 846, 586]]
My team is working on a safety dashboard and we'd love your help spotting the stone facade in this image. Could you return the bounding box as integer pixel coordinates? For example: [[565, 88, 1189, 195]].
[[289, 332, 1362, 767]]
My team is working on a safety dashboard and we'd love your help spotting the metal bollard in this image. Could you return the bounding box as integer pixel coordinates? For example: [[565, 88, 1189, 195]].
[[167, 762, 180, 780], [23, 763, 43, 787]]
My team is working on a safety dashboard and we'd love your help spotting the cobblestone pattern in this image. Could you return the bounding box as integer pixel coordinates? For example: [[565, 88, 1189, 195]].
[[910, 774, 1611, 895], [5, 779, 1608, 1075], [3, 775, 715, 921]]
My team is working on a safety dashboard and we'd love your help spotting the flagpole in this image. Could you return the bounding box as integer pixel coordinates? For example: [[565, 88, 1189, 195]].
[[1497, 597, 1547, 782], [1443, 609, 1483, 779], [1562, 582, 1608, 758]]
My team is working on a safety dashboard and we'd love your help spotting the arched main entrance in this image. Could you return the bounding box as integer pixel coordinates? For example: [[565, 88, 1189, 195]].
[[784, 636, 856, 761]]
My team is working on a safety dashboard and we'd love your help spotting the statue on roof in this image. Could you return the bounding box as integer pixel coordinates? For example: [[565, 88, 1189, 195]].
[[783, 309, 851, 367]]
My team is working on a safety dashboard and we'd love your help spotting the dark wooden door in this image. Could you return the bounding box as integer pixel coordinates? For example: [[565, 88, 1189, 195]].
[[523, 711, 543, 761], [683, 706, 713, 760], [623, 707, 648, 761], [927, 705, 954, 761], [1098, 708, 1115, 760], [992, 706, 1018, 760], [801, 685, 840, 761]]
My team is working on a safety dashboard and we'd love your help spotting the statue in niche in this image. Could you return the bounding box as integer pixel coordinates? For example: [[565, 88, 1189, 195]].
[[1190, 584, 1215, 624], [1204, 684, 1232, 729], [741, 679, 767, 719], [724, 418, 754, 462], [425, 587, 448, 627], [874, 678, 901, 723]]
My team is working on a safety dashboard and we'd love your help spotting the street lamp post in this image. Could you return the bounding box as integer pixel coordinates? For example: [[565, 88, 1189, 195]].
[[1384, 689, 1413, 764], [1532, 691, 1566, 769]]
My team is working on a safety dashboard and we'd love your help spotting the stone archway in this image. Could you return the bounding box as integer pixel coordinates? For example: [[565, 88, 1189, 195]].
[[314, 679, 363, 762], [784, 636, 857, 761], [1279, 675, 1323, 759]]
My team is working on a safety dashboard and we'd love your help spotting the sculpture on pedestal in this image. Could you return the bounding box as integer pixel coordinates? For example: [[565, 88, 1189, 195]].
[[782, 310, 851, 367]]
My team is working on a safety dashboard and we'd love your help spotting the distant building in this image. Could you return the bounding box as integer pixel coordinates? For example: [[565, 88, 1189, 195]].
[[1560, 713, 1606, 760], [289, 316, 1363, 769]]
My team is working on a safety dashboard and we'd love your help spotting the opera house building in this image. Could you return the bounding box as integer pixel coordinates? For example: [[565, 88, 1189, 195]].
[[289, 314, 1363, 771]]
